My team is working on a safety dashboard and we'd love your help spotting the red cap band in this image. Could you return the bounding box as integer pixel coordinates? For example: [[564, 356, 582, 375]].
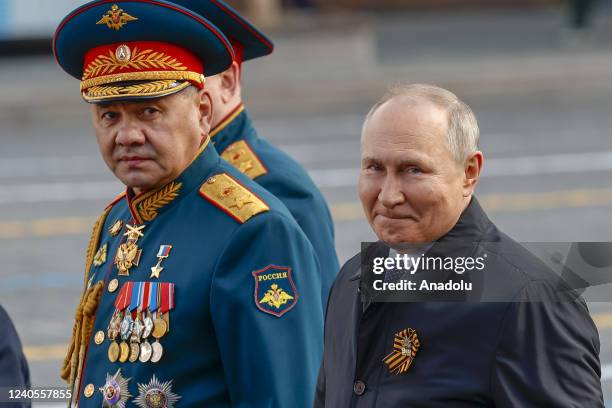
[[81, 41, 205, 91]]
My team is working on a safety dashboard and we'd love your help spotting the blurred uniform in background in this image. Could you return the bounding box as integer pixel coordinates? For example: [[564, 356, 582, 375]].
[[0, 305, 31, 408], [54, 1, 324, 407], [565, 0, 598, 47], [171, 0, 340, 304], [569, 0, 596, 30]]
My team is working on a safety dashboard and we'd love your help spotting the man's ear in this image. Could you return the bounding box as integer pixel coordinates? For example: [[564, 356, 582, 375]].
[[198, 88, 214, 135], [219, 61, 241, 104], [462, 151, 483, 197]]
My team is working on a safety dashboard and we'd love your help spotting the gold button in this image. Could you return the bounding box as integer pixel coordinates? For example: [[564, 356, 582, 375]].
[[108, 278, 119, 293], [94, 330, 105, 345], [84, 383, 95, 398]]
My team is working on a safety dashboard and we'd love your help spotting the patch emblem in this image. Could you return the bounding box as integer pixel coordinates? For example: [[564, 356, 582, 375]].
[[252, 265, 297, 317], [383, 328, 420, 375]]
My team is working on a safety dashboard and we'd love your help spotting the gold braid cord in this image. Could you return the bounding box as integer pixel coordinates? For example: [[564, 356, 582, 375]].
[[81, 71, 202, 90], [136, 182, 182, 222], [60, 207, 111, 383], [82, 47, 187, 80], [60, 281, 103, 383]]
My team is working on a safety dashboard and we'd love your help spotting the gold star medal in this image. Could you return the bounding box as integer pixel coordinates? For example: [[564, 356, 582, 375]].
[[150, 245, 172, 279], [383, 328, 420, 375]]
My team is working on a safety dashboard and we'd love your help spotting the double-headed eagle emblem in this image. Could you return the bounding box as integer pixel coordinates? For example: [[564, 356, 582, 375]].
[[259, 284, 294, 309], [97, 4, 138, 30]]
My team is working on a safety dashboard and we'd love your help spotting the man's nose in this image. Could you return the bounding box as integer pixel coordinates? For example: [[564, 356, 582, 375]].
[[378, 175, 405, 208], [115, 119, 146, 146]]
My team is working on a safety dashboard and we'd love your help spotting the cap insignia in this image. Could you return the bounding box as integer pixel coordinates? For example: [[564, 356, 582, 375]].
[[96, 4, 138, 31]]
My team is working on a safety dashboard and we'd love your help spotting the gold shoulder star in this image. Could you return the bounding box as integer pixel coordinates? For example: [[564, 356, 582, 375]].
[[230, 194, 254, 210]]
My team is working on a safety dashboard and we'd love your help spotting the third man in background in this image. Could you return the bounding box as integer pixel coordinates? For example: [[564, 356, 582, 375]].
[[172, 0, 340, 302]]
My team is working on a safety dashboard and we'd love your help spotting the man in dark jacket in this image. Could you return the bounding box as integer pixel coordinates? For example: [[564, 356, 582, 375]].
[[0, 305, 31, 408], [315, 83, 603, 407]]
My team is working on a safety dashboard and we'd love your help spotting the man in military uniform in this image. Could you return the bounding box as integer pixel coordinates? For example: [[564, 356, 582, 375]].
[[54, 1, 323, 407], [170, 0, 340, 304], [316, 84, 603, 406]]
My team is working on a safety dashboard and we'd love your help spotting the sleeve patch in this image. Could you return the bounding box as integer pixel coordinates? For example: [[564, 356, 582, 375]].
[[252, 265, 298, 317]]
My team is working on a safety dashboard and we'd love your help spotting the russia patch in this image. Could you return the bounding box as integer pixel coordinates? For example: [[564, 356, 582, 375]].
[[252, 265, 298, 317]]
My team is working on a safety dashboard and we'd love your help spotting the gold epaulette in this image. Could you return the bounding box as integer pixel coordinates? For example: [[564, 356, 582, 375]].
[[221, 140, 267, 180], [199, 173, 269, 223]]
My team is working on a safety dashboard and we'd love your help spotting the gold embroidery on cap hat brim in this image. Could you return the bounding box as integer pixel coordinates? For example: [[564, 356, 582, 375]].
[[81, 70, 203, 91], [83, 81, 191, 102]]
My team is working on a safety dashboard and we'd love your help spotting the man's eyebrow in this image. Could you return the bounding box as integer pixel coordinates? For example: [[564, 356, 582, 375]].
[[361, 156, 428, 167], [361, 156, 381, 165], [397, 157, 427, 167], [95, 101, 117, 109]]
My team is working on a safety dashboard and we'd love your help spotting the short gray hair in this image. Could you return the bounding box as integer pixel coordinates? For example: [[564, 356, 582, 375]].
[[363, 83, 480, 163]]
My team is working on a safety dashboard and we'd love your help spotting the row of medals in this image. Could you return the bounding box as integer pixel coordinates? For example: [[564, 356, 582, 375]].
[[106, 308, 169, 364]]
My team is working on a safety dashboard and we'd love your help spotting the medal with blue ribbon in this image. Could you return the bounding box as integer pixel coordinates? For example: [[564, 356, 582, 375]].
[[128, 282, 144, 362]]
